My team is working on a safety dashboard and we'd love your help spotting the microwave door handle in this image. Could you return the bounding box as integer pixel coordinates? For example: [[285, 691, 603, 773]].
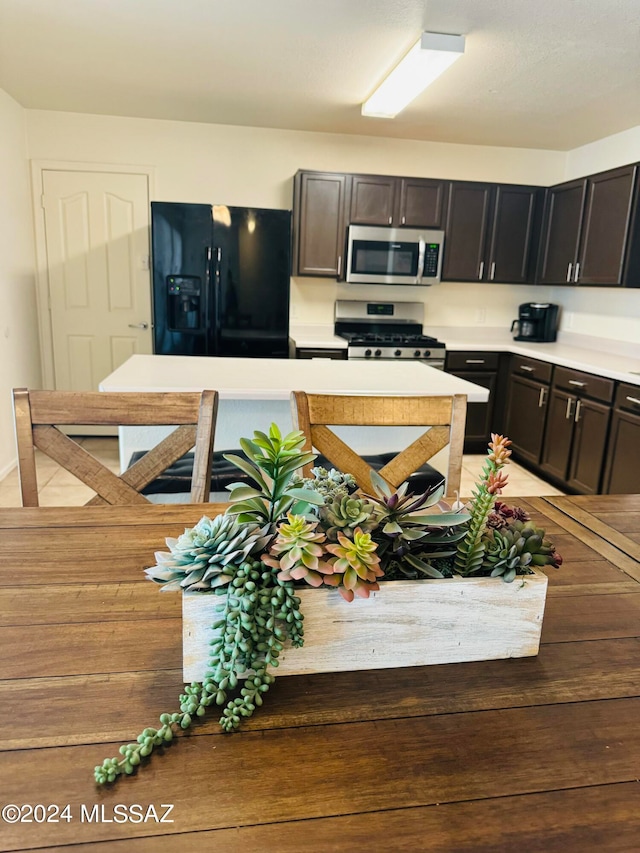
[[416, 238, 426, 284]]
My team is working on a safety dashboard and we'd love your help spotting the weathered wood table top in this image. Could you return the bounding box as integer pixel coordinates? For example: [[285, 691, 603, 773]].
[[1, 498, 639, 851]]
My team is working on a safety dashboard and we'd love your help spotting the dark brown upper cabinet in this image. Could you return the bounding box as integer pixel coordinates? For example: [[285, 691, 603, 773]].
[[349, 175, 397, 226], [292, 171, 348, 278], [441, 182, 493, 281], [489, 185, 542, 283], [398, 178, 445, 227], [441, 182, 541, 283], [349, 174, 445, 228], [537, 179, 587, 284], [578, 165, 637, 285], [538, 164, 639, 286]]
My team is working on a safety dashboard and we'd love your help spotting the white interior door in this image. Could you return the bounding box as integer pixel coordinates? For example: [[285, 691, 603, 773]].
[[42, 170, 152, 391]]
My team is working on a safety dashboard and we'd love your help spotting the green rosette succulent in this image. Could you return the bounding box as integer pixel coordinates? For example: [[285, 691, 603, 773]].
[[484, 519, 562, 583], [320, 494, 375, 539], [145, 514, 273, 591]]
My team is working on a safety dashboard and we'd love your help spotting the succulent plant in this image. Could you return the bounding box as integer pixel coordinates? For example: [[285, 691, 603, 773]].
[[224, 423, 324, 523], [484, 520, 563, 582], [144, 514, 273, 591], [454, 434, 512, 576], [486, 500, 530, 530], [324, 527, 384, 601], [363, 471, 470, 579], [320, 494, 375, 539], [294, 466, 358, 503], [97, 426, 562, 786], [262, 513, 336, 587]]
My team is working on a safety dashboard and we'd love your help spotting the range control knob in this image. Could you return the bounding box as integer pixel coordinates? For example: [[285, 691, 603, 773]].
[[414, 349, 421, 358], [364, 349, 372, 357], [374, 349, 382, 357], [423, 349, 431, 358], [394, 349, 402, 357]]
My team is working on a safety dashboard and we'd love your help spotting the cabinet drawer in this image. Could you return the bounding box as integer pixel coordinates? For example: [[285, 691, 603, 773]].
[[296, 347, 348, 360], [614, 382, 640, 412], [553, 366, 614, 403], [446, 351, 499, 371], [510, 356, 552, 384]]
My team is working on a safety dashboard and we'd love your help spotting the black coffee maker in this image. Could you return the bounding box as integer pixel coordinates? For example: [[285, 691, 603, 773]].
[[510, 302, 559, 342]]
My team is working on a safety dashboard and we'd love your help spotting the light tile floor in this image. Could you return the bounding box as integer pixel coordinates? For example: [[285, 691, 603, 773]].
[[0, 438, 564, 506]]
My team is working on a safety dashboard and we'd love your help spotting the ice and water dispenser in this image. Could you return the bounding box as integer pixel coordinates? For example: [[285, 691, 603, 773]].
[[166, 276, 202, 332]]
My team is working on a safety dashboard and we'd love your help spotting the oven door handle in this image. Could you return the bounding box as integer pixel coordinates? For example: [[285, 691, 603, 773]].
[[416, 238, 426, 284]]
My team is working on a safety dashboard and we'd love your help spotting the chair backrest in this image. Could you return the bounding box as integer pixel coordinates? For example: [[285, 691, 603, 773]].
[[12, 388, 218, 506], [291, 391, 467, 498]]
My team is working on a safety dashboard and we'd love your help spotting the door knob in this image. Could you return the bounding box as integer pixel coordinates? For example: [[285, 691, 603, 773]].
[[128, 322, 149, 329]]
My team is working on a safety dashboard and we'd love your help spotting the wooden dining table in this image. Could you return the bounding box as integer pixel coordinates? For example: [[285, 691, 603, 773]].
[[1, 495, 639, 852]]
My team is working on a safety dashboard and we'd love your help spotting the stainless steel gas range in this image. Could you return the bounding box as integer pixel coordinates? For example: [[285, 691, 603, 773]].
[[334, 300, 446, 369]]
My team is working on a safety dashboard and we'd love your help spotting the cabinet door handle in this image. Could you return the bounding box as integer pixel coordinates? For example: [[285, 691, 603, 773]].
[[465, 359, 485, 364], [401, 215, 406, 225], [565, 397, 575, 419], [128, 322, 149, 329], [490, 262, 496, 280], [520, 365, 534, 372], [478, 261, 485, 279], [574, 399, 582, 422], [574, 262, 580, 282], [388, 216, 392, 225], [538, 387, 547, 407], [568, 379, 586, 387], [566, 262, 573, 282], [337, 255, 342, 277], [626, 395, 640, 406]]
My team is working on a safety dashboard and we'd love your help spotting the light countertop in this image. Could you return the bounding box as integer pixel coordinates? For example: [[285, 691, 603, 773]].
[[101, 353, 488, 465], [289, 324, 640, 386], [100, 354, 489, 402]]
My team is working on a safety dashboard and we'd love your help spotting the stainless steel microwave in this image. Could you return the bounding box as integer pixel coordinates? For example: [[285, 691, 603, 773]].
[[345, 225, 445, 285]]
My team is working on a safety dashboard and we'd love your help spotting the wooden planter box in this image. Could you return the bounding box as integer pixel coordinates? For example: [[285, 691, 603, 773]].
[[182, 569, 548, 682]]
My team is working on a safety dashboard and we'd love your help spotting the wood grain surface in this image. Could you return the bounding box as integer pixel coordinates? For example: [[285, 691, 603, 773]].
[[0, 498, 639, 852]]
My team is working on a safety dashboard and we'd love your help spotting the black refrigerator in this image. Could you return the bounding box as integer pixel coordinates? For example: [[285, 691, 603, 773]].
[[151, 202, 292, 358]]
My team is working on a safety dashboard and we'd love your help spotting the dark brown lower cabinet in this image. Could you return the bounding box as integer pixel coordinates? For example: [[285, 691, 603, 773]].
[[540, 391, 611, 493], [603, 384, 640, 493], [504, 356, 552, 465], [445, 352, 503, 453], [504, 373, 549, 465], [540, 367, 613, 494]]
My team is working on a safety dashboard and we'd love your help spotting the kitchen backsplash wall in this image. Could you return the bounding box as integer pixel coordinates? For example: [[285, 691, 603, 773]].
[[291, 277, 640, 345]]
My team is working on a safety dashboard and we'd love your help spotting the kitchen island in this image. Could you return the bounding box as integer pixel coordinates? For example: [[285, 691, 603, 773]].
[[100, 353, 489, 471]]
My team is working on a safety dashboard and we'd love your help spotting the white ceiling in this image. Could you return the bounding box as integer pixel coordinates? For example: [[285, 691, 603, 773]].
[[1, 0, 639, 151]]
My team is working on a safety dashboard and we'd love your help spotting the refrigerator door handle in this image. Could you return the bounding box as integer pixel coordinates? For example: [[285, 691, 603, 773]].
[[212, 246, 222, 355]]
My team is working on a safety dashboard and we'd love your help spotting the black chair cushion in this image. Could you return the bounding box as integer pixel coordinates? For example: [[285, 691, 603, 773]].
[[129, 450, 444, 496]]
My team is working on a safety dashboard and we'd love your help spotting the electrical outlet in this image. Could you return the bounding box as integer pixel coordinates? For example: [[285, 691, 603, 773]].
[[564, 312, 574, 329], [476, 308, 486, 324]]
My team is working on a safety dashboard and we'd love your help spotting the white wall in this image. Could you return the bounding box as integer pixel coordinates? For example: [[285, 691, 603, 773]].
[[25, 110, 566, 202], [565, 124, 640, 180], [0, 90, 41, 477]]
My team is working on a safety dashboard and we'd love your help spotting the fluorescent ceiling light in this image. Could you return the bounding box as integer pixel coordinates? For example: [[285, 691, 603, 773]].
[[362, 32, 466, 119]]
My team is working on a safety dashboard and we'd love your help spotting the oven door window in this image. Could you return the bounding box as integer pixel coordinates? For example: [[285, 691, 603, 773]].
[[351, 240, 419, 278]]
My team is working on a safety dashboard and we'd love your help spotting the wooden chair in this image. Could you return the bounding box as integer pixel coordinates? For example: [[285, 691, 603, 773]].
[[12, 388, 218, 506], [291, 391, 467, 498]]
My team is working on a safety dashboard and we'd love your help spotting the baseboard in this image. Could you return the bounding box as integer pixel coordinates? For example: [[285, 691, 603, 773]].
[[0, 458, 16, 482]]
